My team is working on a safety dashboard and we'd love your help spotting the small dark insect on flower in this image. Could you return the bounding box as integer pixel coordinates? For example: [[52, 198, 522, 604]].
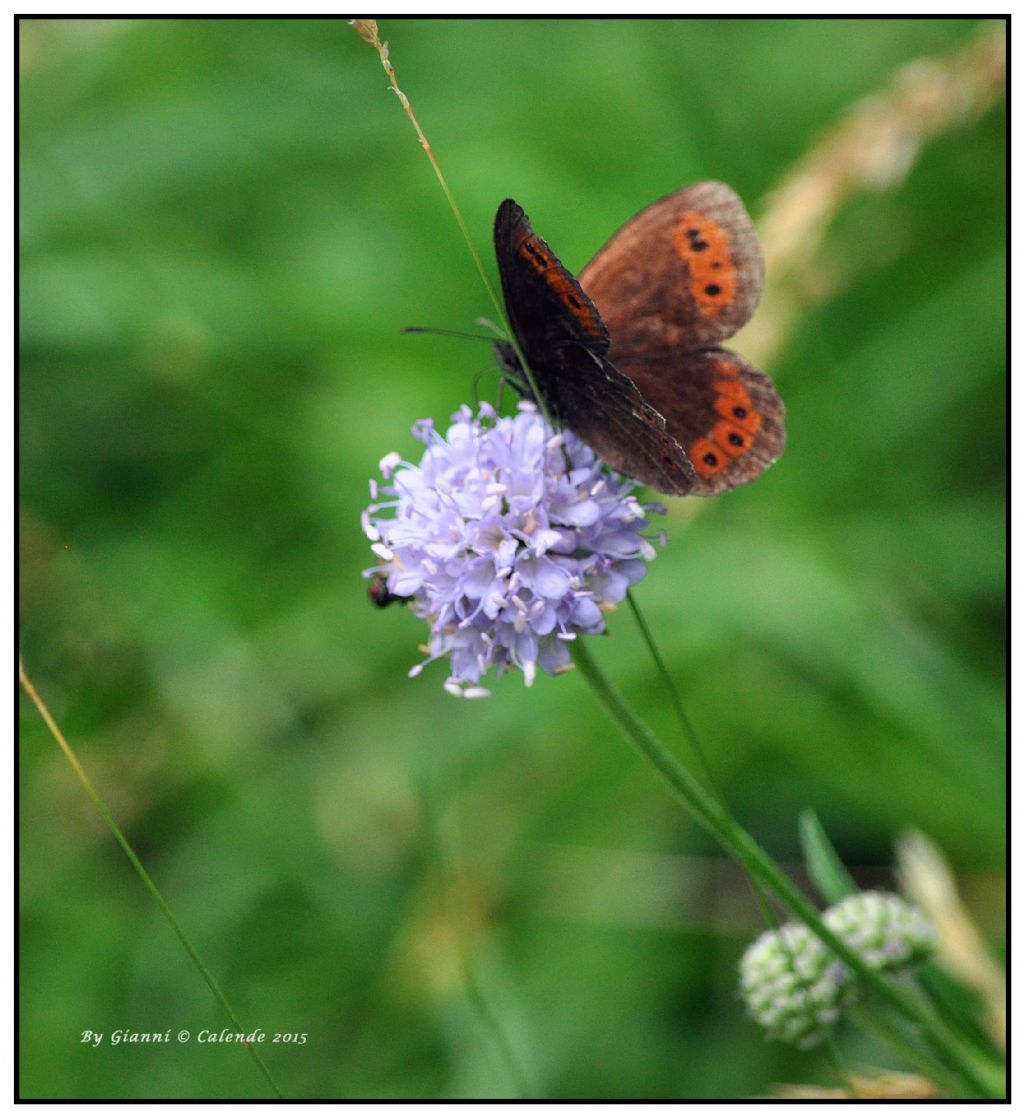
[[367, 574, 400, 609]]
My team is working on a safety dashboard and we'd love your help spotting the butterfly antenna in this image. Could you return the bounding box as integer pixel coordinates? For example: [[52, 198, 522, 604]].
[[402, 326, 496, 343]]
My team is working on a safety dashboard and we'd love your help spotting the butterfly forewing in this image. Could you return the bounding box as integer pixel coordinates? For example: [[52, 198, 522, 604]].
[[494, 199, 609, 366], [494, 199, 697, 494], [580, 181, 765, 352]]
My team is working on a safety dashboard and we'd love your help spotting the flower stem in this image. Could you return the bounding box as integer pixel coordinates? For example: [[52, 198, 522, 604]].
[[625, 588, 784, 941], [350, 20, 504, 326], [19, 657, 284, 1099], [571, 639, 1001, 1098], [848, 1003, 960, 1097], [350, 19, 557, 434], [625, 590, 717, 796]]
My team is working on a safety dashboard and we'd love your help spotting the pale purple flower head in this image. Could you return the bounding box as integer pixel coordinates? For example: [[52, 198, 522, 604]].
[[362, 402, 665, 696]]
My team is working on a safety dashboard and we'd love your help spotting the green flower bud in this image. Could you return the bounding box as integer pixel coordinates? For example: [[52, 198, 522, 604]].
[[739, 923, 856, 1049], [824, 890, 936, 972]]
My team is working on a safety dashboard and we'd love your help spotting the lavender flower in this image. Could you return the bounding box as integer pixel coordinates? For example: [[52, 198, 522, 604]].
[[362, 402, 664, 696]]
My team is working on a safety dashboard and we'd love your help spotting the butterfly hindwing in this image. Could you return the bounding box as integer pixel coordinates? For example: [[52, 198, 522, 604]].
[[614, 347, 785, 496], [545, 346, 698, 493]]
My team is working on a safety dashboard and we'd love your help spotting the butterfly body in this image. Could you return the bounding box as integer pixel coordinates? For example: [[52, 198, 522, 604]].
[[493, 183, 785, 496]]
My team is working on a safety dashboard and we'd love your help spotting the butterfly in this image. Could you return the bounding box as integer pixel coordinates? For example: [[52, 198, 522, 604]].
[[492, 182, 785, 495]]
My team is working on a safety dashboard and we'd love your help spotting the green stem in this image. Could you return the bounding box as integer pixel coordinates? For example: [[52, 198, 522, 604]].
[[848, 1003, 961, 1097], [351, 19, 555, 432], [20, 659, 284, 1099], [571, 639, 999, 1099], [625, 589, 784, 941], [625, 590, 716, 795]]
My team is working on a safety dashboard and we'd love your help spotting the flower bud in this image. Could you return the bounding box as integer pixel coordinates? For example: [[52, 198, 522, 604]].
[[739, 923, 856, 1048], [824, 890, 936, 972]]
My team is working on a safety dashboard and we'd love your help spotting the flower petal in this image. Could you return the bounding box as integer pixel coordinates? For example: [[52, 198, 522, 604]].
[[363, 402, 664, 695]]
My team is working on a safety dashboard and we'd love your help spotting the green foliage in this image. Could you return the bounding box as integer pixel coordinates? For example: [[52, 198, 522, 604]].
[[800, 810, 858, 904], [20, 17, 1003, 1099]]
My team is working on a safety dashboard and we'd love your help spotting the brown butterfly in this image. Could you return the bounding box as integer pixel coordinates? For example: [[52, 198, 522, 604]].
[[492, 182, 785, 495]]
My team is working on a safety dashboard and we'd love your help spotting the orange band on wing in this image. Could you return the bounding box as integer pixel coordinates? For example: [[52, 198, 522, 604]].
[[710, 419, 753, 459], [672, 211, 737, 318], [690, 368, 766, 476], [517, 234, 604, 341], [712, 378, 761, 434], [690, 437, 729, 478]]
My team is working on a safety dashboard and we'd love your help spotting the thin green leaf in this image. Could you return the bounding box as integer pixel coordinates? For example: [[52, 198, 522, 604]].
[[799, 809, 859, 903]]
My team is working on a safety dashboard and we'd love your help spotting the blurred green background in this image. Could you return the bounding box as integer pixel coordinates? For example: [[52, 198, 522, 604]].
[[20, 17, 1004, 1100]]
